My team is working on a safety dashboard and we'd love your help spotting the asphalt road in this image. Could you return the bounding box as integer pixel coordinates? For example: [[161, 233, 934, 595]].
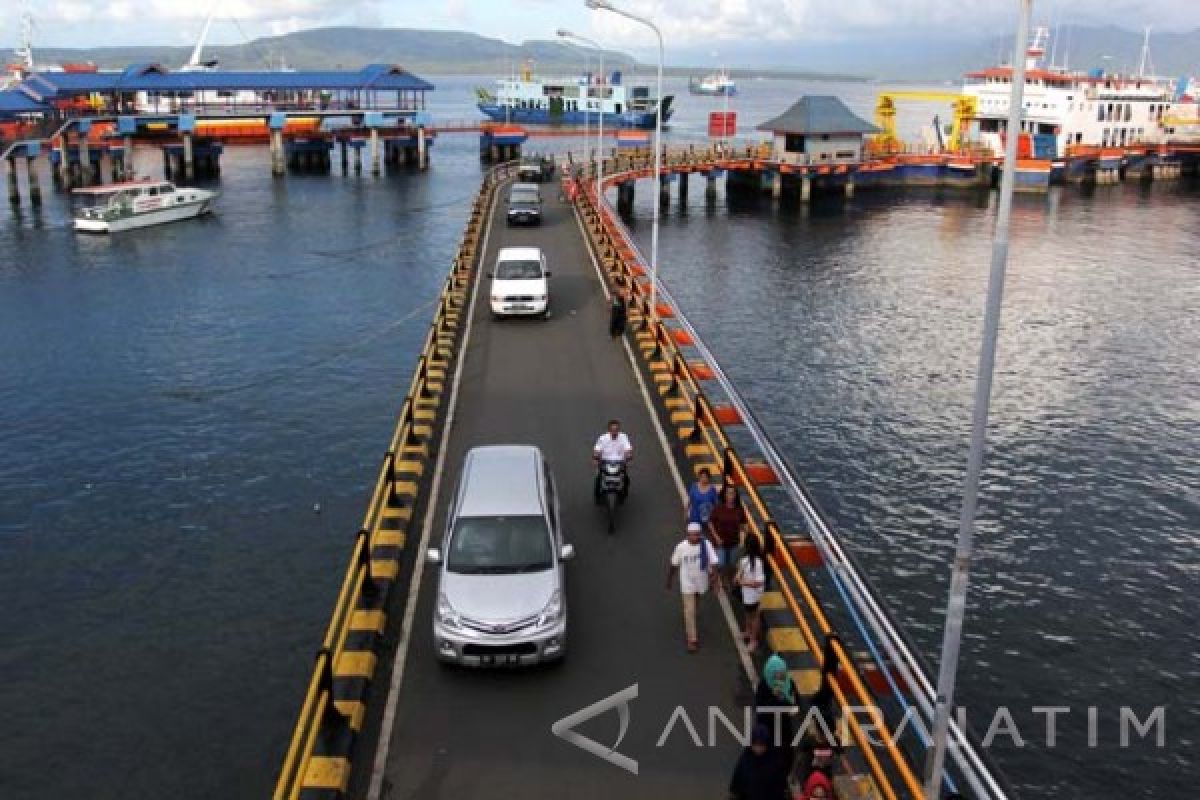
[[373, 181, 748, 799]]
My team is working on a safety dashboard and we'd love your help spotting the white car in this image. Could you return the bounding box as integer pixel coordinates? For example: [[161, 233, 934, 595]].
[[490, 246, 550, 318]]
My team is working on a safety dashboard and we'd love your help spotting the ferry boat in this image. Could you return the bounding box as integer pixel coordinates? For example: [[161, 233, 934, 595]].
[[962, 26, 1191, 159], [72, 180, 217, 233], [688, 69, 737, 97], [476, 63, 672, 129]]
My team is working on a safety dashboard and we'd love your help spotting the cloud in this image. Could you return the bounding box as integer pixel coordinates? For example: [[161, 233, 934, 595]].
[[586, 0, 1199, 47]]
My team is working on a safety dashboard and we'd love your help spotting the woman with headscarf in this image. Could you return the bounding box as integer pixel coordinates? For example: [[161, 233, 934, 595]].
[[753, 653, 799, 771], [728, 723, 790, 800]]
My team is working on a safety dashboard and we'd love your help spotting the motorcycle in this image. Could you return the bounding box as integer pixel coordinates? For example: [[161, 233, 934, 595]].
[[595, 459, 629, 533]]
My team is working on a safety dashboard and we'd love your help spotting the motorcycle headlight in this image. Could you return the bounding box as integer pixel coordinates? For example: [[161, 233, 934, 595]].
[[537, 590, 563, 629], [436, 592, 460, 628]]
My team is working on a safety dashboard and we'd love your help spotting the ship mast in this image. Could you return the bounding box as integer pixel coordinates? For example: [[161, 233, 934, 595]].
[[184, 3, 220, 71], [16, 0, 35, 71], [922, 1, 1034, 798], [1137, 26, 1152, 77]]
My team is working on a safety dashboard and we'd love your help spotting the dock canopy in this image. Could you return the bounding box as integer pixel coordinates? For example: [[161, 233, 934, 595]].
[[0, 88, 49, 118], [757, 96, 880, 136]]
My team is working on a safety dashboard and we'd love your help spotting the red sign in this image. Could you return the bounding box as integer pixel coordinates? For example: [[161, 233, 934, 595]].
[[708, 111, 736, 138]]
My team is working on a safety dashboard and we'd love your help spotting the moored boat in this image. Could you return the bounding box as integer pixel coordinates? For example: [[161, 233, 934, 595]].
[[688, 69, 737, 96], [72, 180, 217, 233], [476, 62, 672, 129]]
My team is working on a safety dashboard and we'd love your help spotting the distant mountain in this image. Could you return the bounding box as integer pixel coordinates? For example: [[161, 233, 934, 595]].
[[3, 24, 1195, 82], [668, 25, 1200, 82]]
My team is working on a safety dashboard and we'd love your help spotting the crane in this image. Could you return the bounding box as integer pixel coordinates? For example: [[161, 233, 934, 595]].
[[872, 91, 978, 154]]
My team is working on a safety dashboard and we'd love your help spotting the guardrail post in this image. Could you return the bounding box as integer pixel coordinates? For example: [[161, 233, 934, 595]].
[[317, 646, 348, 720], [386, 450, 396, 487], [357, 528, 376, 594]]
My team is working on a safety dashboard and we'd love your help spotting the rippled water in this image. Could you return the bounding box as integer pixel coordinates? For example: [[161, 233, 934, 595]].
[[620, 111, 1200, 795], [1, 74, 1196, 798]]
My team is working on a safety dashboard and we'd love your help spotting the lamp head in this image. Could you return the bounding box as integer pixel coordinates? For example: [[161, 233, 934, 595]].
[[585, 0, 613, 10], [557, 28, 573, 38]]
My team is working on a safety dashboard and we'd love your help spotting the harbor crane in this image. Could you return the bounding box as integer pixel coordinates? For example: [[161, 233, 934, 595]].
[[872, 91, 978, 154]]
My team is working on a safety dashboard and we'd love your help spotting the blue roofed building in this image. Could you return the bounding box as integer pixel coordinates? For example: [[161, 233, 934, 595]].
[[3, 63, 433, 119]]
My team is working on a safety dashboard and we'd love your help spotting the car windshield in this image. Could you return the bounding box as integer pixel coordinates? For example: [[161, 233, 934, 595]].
[[495, 259, 543, 280], [447, 515, 554, 574], [510, 190, 539, 204]]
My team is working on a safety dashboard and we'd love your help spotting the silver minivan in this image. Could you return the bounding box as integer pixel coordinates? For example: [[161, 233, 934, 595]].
[[427, 445, 573, 666]]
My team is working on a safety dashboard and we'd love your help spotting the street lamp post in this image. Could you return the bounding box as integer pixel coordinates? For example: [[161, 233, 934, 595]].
[[555, 42, 591, 164], [585, 0, 664, 325], [558, 29, 606, 201]]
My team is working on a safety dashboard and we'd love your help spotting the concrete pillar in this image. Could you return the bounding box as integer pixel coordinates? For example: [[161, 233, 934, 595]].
[[123, 137, 133, 178], [678, 171, 689, 205], [353, 144, 363, 174], [111, 151, 121, 183], [659, 173, 670, 207], [489, 144, 500, 162], [771, 170, 783, 200], [844, 177, 855, 198], [339, 140, 348, 174], [27, 157, 41, 207], [79, 137, 92, 186], [370, 128, 381, 176], [56, 138, 68, 185], [800, 174, 812, 203], [270, 130, 285, 176], [705, 171, 717, 201], [417, 126, 427, 170], [7, 159, 19, 205], [182, 133, 194, 182]]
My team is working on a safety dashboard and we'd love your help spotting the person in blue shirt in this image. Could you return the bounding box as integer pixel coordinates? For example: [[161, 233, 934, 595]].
[[686, 467, 720, 526]]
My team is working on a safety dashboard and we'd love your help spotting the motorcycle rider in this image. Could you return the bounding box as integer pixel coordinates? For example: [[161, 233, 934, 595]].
[[592, 419, 633, 500]]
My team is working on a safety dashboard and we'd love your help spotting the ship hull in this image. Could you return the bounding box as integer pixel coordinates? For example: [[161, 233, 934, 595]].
[[477, 101, 672, 130]]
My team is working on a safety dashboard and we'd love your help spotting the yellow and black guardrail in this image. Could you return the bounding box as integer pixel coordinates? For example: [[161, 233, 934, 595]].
[[573, 165, 927, 800], [274, 161, 517, 800]]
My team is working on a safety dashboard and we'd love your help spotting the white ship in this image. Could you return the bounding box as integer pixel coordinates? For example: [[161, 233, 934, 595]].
[[962, 26, 1195, 158], [73, 180, 217, 233], [477, 62, 672, 129]]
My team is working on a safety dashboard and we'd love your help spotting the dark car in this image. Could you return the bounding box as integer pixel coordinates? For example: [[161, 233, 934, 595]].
[[507, 185, 542, 226]]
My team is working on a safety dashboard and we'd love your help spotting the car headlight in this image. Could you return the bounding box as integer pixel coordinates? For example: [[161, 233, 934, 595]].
[[537, 590, 563, 629], [534, 295, 546, 303], [436, 592, 460, 628]]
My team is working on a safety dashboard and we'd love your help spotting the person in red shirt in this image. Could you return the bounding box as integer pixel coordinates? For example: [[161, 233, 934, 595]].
[[708, 483, 747, 587]]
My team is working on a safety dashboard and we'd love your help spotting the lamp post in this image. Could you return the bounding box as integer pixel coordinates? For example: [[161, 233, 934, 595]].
[[585, 0, 664, 324], [558, 29, 606, 201], [922, 2, 1033, 798], [555, 38, 591, 163]]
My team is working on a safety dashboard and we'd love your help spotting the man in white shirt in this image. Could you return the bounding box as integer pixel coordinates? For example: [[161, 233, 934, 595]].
[[592, 419, 632, 499], [666, 522, 720, 652]]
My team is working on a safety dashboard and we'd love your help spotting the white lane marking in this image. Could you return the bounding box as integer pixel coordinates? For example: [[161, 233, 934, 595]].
[[366, 176, 501, 800], [572, 202, 756, 684]]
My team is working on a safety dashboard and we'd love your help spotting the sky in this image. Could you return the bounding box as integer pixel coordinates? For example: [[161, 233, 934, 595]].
[[3, 0, 1197, 52]]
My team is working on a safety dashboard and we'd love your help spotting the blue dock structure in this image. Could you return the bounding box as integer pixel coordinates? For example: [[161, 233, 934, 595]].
[[0, 63, 435, 197]]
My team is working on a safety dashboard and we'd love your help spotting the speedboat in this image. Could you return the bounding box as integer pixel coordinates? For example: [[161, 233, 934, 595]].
[[73, 180, 217, 233]]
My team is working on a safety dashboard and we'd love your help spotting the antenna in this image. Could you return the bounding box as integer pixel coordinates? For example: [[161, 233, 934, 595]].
[[17, 0, 35, 70], [184, 3, 220, 71], [1137, 26, 1151, 77]]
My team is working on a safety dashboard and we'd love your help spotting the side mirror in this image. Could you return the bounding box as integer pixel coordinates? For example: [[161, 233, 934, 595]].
[[543, 271, 552, 277], [425, 548, 442, 565], [486, 272, 493, 278], [560, 544, 576, 562]]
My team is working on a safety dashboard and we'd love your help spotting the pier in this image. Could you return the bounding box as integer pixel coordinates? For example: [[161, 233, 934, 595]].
[[271, 157, 1013, 800]]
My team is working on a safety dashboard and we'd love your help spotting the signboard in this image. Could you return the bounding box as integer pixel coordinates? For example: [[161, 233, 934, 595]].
[[708, 111, 736, 138]]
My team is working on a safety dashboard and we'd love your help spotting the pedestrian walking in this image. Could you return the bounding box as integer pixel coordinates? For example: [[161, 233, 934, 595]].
[[609, 286, 628, 338], [728, 723, 790, 800], [735, 533, 767, 653], [754, 654, 799, 764], [686, 467, 720, 526], [709, 483, 747, 585], [666, 521, 719, 652]]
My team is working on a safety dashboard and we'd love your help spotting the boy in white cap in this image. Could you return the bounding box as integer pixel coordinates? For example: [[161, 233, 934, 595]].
[[666, 521, 720, 652]]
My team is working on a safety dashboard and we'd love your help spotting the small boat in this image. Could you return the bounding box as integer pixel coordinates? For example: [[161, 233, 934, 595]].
[[72, 180, 217, 233], [688, 70, 737, 97]]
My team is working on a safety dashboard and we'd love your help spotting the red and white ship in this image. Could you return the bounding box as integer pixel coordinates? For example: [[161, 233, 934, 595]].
[[962, 27, 1198, 158]]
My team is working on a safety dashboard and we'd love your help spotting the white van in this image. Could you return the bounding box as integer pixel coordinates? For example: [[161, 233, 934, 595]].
[[490, 246, 550, 318]]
